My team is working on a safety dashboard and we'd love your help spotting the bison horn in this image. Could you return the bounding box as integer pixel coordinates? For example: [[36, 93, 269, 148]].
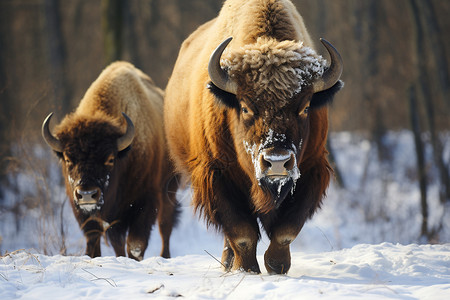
[[117, 112, 135, 151], [42, 112, 63, 153], [312, 38, 343, 93], [208, 37, 238, 95]]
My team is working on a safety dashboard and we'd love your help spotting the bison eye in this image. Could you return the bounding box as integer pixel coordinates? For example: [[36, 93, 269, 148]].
[[299, 105, 310, 116], [63, 154, 73, 166], [105, 154, 115, 167], [240, 102, 254, 121]]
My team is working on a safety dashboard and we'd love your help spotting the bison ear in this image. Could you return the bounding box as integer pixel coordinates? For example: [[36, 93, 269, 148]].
[[207, 81, 239, 109], [310, 80, 344, 109]]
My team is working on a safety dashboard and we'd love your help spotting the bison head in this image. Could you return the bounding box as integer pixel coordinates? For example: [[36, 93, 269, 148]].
[[42, 112, 134, 213], [208, 37, 343, 212]]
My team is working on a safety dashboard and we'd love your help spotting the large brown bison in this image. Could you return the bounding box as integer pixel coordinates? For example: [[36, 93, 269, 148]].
[[42, 61, 179, 261], [164, 0, 343, 274]]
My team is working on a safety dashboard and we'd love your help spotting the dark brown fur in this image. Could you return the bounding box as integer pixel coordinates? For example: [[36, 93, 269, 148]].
[[48, 61, 179, 260]]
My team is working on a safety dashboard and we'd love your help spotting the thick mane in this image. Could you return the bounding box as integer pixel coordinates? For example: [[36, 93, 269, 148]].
[[217, 0, 313, 46], [56, 112, 122, 136], [75, 62, 165, 159], [240, 0, 298, 41], [223, 37, 325, 102], [54, 113, 123, 157]]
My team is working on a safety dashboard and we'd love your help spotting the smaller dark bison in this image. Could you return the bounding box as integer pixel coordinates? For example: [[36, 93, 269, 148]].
[[42, 61, 179, 260]]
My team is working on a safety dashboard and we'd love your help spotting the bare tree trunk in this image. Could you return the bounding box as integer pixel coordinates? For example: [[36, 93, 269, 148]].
[[419, 0, 450, 109], [43, 0, 70, 115], [408, 86, 428, 239], [101, 0, 124, 65], [0, 9, 12, 201], [123, 1, 141, 68], [362, 1, 390, 164], [410, 0, 450, 204]]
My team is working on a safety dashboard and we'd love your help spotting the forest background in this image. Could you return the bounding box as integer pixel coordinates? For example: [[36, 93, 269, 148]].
[[0, 0, 449, 253]]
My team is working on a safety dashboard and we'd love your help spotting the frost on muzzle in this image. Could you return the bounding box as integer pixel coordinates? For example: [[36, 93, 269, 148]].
[[244, 130, 301, 207]]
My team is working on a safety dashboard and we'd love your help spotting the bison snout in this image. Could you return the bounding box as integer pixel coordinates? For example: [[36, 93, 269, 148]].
[[74, 187, 102, 206], [259, 149, 295, 177]]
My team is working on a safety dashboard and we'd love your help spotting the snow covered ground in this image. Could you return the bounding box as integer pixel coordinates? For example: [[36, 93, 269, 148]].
[[0, 131, 449, 299], [1, 243, 449, 299]]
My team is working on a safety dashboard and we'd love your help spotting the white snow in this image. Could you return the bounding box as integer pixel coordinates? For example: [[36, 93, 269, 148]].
[[0, 243, 448, 299], [1, 131, 449, 299]]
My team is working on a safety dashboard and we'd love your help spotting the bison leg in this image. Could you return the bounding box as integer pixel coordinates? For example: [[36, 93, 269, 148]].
[[81, 218, 103, 258], [126, 201, 158, 261], [157, 175, 180, 258], [223, 222, 260, 273], [221, 238, 234, 271], [107, 223, 127, 257], [85, 232, 102, 258], [264, 236, 294, 274], [126, 229, 151, 261], [263, 224, 301, 274]]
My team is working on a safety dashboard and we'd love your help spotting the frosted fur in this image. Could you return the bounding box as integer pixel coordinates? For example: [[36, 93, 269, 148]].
[[79, 204, 97, 213], [223, 37, 326, 102], [243, 129, 301, 197]]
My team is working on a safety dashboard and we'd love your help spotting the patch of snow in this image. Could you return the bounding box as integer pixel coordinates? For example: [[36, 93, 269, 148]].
[[0, 244, 448, 299]]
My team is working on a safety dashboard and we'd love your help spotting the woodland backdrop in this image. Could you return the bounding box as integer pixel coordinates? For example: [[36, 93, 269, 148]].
[[0, 0, 449, 251]]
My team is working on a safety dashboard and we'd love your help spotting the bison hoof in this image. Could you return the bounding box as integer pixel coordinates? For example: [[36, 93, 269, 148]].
[[221, 246, 234, 271], [264, 258, 290, 274], [240, 264, 261, 274]]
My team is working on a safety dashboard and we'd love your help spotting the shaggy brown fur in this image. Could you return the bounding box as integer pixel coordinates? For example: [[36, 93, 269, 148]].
[[46, 61, 179, 260], [165, 0, 342, 274]]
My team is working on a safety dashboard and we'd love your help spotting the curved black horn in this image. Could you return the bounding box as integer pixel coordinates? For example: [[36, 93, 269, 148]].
[[42, 112, 63, 152], [312, 38, 343, 93], [208, 37, 238, 95], [117, 112, 135, 152]]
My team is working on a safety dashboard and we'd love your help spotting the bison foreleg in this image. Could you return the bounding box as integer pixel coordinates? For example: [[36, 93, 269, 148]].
[[221, 238, 234, 271], [222, 221, 260, 273], [127, 202, 157, 261], [85, 232, 102, 258], [106, 222, 127, 257], [81, 217, 103, 258], [158, 175, 180, 259], [263, 229, 298, 274]]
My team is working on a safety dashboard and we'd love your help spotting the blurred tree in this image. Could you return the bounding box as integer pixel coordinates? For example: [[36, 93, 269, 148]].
[[0, 35, 11, 201], [43, 0, 71, 115], [101, 0, 124, 65], [0, 2, 14, 201], [408, 85, 428, 240], [410, 0, 450, 204]]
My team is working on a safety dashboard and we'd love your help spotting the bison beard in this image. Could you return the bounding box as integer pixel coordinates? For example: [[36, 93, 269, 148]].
[[259, 177, 294, 208], [164, 0, 343, 274]]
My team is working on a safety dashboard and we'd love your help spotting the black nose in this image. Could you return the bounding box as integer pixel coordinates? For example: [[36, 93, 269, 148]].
[[259, 149, 295, 176], [74, 187, 101, 204]]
